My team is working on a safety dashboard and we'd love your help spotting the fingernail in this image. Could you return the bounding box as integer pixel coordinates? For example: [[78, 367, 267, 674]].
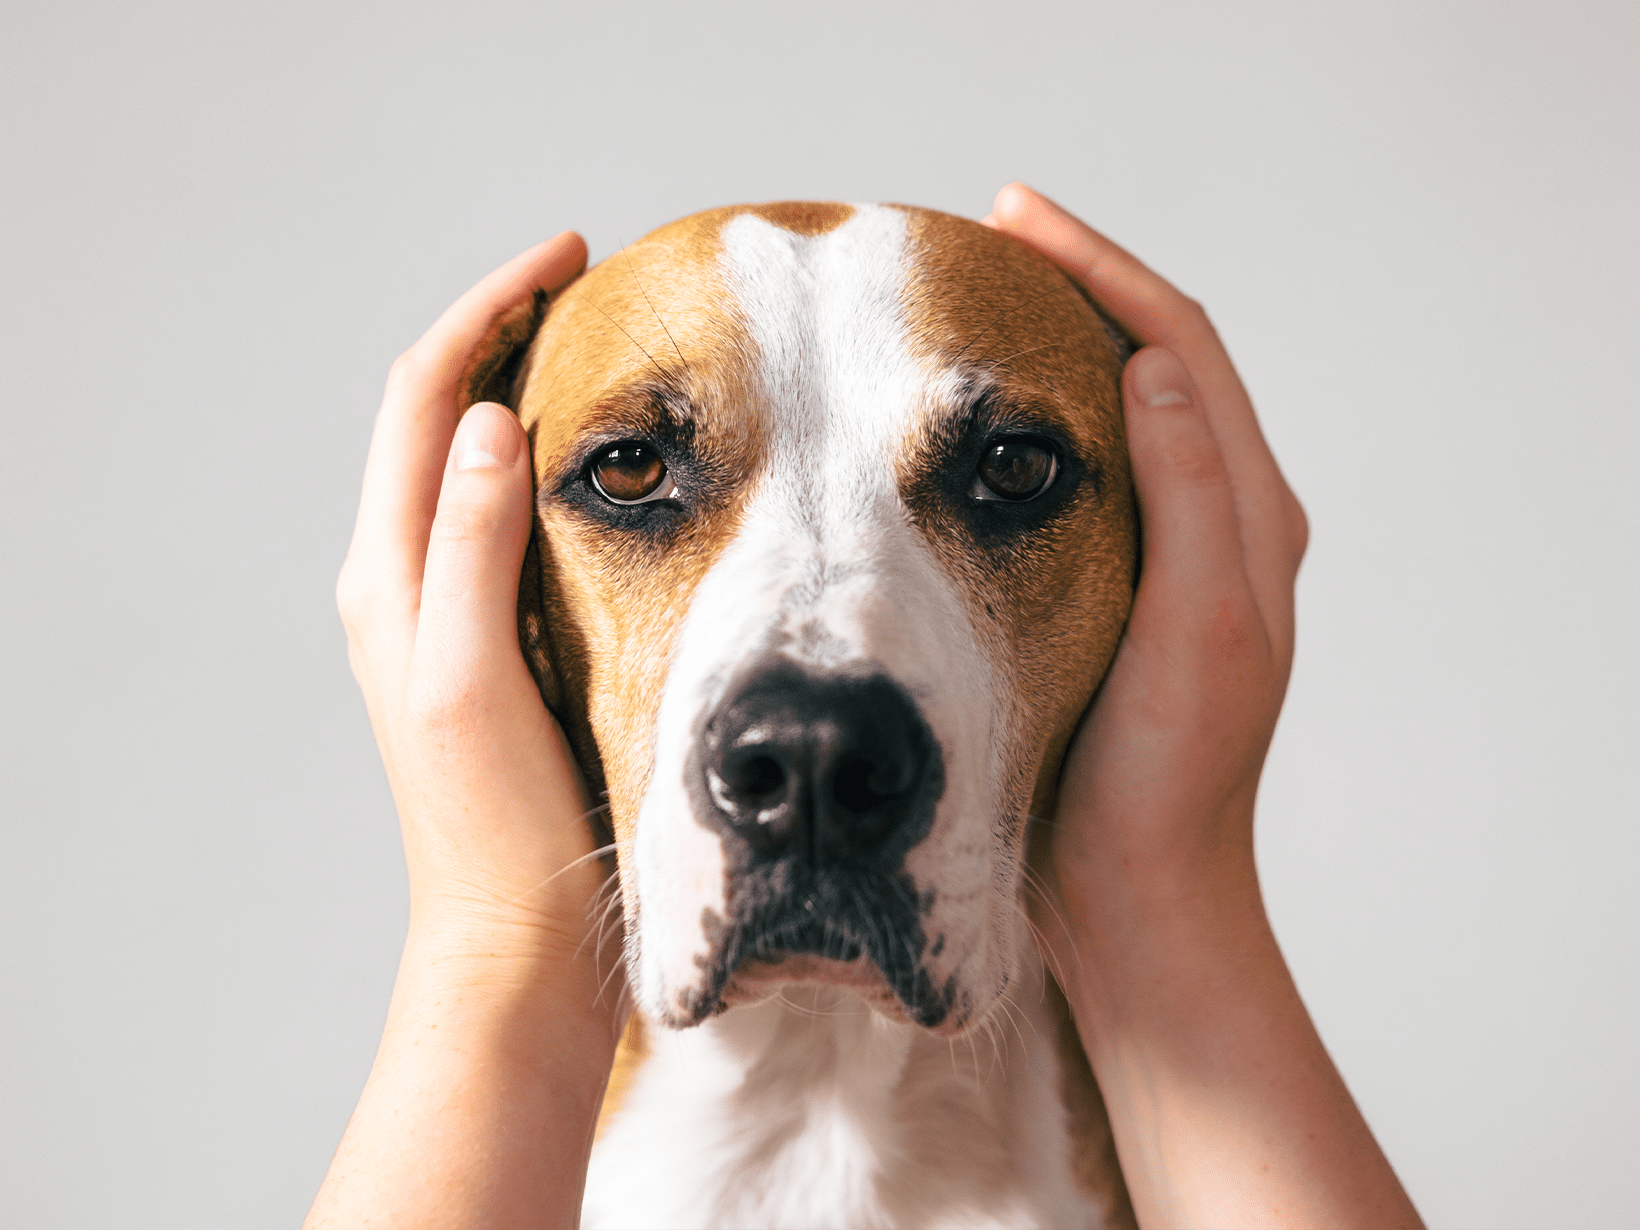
[[1131, 347, 1193, 409], [454, 403, 523, 470]]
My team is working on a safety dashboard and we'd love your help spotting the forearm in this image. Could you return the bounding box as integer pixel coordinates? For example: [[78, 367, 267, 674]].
[[305, 919, 618, 1230], [1054, 846, 1423, 1230]]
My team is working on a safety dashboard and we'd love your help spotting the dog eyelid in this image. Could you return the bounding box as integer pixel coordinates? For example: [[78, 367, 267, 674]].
[[596, 470, 678, 505]]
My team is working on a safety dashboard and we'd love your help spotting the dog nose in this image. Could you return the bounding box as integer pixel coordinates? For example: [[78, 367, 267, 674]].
[[699, 660, 943, 865]]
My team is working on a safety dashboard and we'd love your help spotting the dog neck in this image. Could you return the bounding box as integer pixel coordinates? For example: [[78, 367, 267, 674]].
[[582, 934, 1121, 1230]]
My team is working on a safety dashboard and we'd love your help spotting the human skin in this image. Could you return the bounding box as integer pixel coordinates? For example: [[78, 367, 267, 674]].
[[988, 184, 1423, 1228], [305, 189, 1423, 1229], [309, 232, 618, 1230]]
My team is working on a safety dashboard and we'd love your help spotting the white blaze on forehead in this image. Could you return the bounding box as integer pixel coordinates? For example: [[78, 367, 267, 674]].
[[631, 205, 1012, 1022]]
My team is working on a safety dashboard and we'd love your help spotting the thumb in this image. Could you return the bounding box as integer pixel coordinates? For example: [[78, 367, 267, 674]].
[[415, 402, 535, 679], [1123, 347, 1247, 606]]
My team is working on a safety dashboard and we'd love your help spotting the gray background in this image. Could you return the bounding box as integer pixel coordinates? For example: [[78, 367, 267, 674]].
[[2, 1, 1635, 1226]]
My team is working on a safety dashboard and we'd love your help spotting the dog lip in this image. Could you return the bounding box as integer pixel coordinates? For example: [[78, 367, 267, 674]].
[[723, 953, 897, 998], [679, 863, 961, 1030]]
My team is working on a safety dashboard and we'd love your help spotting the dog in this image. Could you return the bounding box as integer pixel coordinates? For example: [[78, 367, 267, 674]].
[[460, 202, 1139, 1229]]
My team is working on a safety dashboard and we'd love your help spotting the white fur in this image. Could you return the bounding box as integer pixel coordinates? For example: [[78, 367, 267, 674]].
[[592, 205, 1106, 1228], [584, 932, 1107, 1230], [630, 204, 1021, 1026]]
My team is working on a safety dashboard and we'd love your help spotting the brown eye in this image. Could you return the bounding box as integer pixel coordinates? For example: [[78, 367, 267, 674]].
[[972, 437, 1057, 501], [590, 442, 676, 504]]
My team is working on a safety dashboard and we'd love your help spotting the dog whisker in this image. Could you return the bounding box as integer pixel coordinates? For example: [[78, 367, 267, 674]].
[[771, 988, 859, 1021], [981, 1015, 1003, 1078], [575, 867, 627, 974], [621, 237, 691, 380], [1013, 906, 1068, 1006], [552, 283, 673, 384], [953, 285, 1068, 364], [981, 341, 1067, 370], [594, 909, 630, 1009], [506, 834, 628, 910], [1018, 847, 1086, 988], [994, 989, 1035, 1059]]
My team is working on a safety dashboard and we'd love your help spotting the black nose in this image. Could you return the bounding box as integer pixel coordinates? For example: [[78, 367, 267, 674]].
[[698, 659, 943, 867]]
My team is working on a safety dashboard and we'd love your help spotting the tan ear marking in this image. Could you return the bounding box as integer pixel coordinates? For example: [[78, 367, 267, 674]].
[[460, 285, 551, 413]]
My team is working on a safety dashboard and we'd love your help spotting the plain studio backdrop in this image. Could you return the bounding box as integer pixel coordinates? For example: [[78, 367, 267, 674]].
[[2, 2, 1635, 1226]]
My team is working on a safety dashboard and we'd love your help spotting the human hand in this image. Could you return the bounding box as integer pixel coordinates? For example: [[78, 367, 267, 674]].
[[336, 230, 612, 969], [989, 184, 1308, 948], [991, 185, 1420, 1229], [310, 234, 623, 1229]]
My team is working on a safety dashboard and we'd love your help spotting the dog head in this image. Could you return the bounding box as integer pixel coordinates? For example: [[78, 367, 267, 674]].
[[463, 203, 1136, 1035]]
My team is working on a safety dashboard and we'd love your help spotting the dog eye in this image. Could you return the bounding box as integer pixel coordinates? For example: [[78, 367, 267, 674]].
[[590, 442, 676, 504], [970, 436, 1058, 502]]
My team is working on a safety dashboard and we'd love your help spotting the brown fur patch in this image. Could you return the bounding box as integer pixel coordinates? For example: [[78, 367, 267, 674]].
[[745, 200, 855, 236], [595, 1013, 650, 1141], [460, 287, 550, 411], [1048, 975, 1137, 1229]]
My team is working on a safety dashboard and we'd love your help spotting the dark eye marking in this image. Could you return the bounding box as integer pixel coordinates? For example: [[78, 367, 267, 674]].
[[589, 440, 676, 504], [969, 435, 1058, 502]]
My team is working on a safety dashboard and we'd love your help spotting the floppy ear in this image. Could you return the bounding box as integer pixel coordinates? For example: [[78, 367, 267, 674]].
[[1060, 271, 1138, 365], [460, 287, 550, 410], [454, 288, 562, 717]]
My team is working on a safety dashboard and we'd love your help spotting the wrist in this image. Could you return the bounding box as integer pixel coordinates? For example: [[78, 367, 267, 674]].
[[400, 827, 615, 962], [398, 883, 624, 1033], [1045, 818, 1273, 1039]]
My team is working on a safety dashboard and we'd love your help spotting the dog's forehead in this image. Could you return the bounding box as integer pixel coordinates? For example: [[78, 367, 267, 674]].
[[521, 202, 1118, 467], [898, 208, 1128, 455]]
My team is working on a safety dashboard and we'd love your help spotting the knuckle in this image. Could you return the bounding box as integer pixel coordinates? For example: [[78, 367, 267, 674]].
[[385, 346, 430, 395], [1160, 436, 1229, 488], [335, 562, 368, 631], [1285, 493, 1311, 563], [1182, 297, 1221, 343], [430, 493, 506, 549], [1198, 593, 1277, 687]]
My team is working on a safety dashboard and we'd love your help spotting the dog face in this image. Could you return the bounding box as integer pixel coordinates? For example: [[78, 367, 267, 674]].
[[471, 203, 1135, 1034]]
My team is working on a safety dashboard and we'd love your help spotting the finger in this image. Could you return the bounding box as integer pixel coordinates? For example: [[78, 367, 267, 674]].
[[1122, 348, 1268, 653], [413, 403, 538, 702], [990, 184, 1306, 623], [343, 232, 586, 646]]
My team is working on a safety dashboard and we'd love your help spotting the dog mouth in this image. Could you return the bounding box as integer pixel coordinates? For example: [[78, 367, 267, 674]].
[[664, 655, 963, 1029], [681, 861, 960, 1029], [718, 951, 910, 1018]]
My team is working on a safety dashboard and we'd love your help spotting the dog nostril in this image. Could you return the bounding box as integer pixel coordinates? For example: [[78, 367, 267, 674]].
[[832, 754, 901, 814], [699, 661, 944, 865], [732, 754, 787, 806]]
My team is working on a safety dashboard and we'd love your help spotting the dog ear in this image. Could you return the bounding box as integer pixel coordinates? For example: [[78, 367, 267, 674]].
[[460, 286, 550, 411], [455, 287, 563, 717], [1060, 273, 1138, 366]]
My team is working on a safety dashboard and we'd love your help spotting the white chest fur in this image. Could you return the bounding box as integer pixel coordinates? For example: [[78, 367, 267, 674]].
[[581, 945, 1110, 1230]]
